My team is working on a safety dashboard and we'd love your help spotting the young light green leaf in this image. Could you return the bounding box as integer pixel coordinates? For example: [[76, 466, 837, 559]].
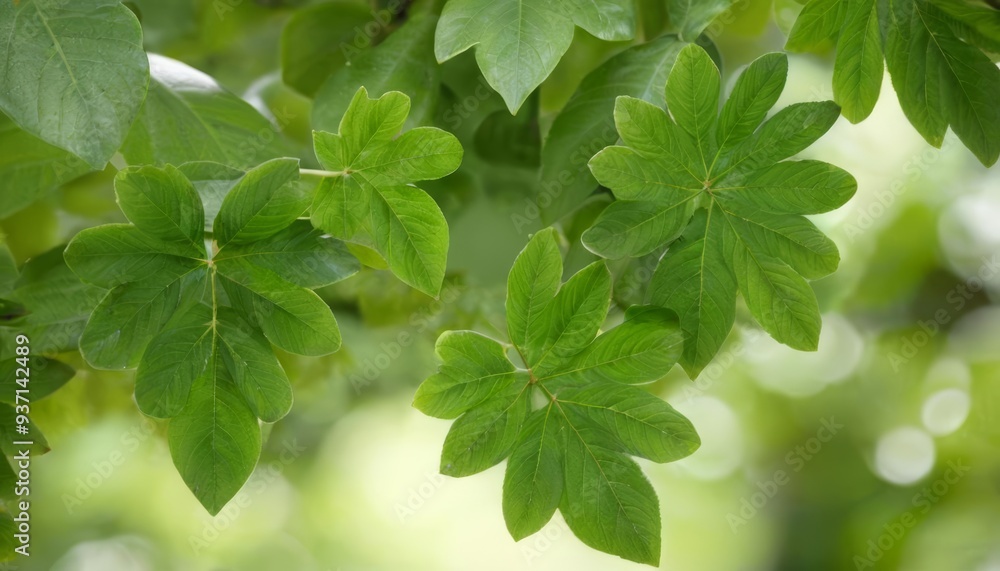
[[65, 161, 355, 517], [649, 208, 737, 377], [502, 406, 563, 540], [0, 0, 149, 168], [665, 43, 721, 168], [435, 0, 635, 113], [311, 88, 461, 297]]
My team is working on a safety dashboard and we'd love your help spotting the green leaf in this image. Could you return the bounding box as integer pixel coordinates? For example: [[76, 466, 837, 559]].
[[63, 160, 352, 515], [0, 0, 149, 168], [0, 116, 91, 218], [123, 54, 292, 169], [789, 0, 1000, 165], [505, 228, 562, 365], [928, 0, 1000, 54], [414, 331, 525, 419], [502, 406, 563, 540], [0, 357, 75, 404], [585, 46, 853, 373], [9, 247, 104, 354], [532, 262, 612, 377], [134, 305, 213, 418], [435, 0, 635, 113], [177, 161, 245, 231], [560, 424, 661, 565], [664, 40, 722, 165], [649, 208, 737, 377], [214, 158, 309, 248], [168, 350, 261, 515], [440, 384, 530, 477], [65, 224, 205, 289], [313, 14, 440, 133], [785, 0, 847, 52], [583, 200, 696, 260], [538, 306, 684, 385], [886, 0, 1000, 166], [216, 308, 294, 423], [311, 88, 461, 297], [417, 233, 698, 565], [539, 35, 686, 223], [280, 1, 374, 97], [559, 382, 700, 462], [217, 258, 342, 357], [79, 267, 208, 369], [668, 0, 737, 41], [114, 165, 206, 248], [214, 220, 359, 289], [717, 53, 789, 153], [833, 0, 883, 123]]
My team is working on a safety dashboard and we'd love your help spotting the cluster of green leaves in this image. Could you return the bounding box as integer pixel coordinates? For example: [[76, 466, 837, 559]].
[[414, 228, 700, 565], [787, 0, 1000, 166], [583, 44, 856, 375], [63, 159, 358, 513]]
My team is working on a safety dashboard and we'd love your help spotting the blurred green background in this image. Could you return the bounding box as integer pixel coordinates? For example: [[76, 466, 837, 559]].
[[2, 0, 999, 569]]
